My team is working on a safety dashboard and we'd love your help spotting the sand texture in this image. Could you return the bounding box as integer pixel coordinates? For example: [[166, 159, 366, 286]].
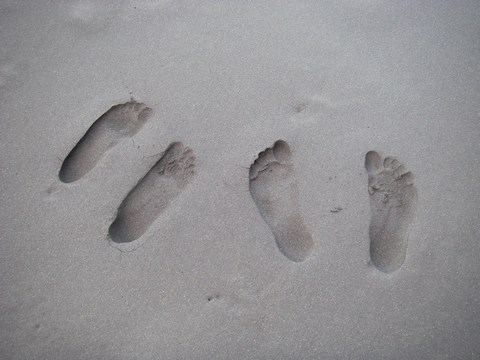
[[1, 1, 479, 359]]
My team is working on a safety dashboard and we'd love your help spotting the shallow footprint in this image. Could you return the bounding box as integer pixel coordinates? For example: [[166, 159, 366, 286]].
[[249, 140, 314, 262], [109, 142, 195, 245], [59, 101, 152, 183], [365, 151, 417, 273]]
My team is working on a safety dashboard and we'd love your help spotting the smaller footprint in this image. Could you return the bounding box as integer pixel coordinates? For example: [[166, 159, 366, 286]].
[[59, 101, 152, 183], [249, 140, 314, 262], [109, 142, 195, 244], [365, 151, 417, 273]]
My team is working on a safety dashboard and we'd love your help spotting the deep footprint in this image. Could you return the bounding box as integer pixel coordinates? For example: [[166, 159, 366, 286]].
[[249, 140, 314, 262], [365, 151, 417, 273], [59, 101, 152, 183], [109, 142, 195, 244]]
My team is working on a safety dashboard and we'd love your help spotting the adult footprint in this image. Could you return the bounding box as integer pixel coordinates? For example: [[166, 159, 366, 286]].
[[109, 142, 195, 244], [59, 101, 152, 183], [249, 140, 314, 262], [365, 151, 417, 273]]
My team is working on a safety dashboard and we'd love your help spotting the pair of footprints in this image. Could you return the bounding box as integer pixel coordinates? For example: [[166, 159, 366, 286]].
[[250, 142, 417, 273], [59, 101, 195, 246], [59, 101, 417, 273]]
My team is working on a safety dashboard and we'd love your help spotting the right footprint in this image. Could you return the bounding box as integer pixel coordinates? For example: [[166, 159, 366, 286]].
[[109, 142, 195, 244], [59, 101, 152, 183], [249, 140, 314, 262], [365, 151, 417, 273]]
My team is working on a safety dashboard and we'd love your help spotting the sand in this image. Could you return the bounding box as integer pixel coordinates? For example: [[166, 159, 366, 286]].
[[1, 1, 479, 359]]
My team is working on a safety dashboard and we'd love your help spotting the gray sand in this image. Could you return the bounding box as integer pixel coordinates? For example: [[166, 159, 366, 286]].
[[1, 1, 479, 359]]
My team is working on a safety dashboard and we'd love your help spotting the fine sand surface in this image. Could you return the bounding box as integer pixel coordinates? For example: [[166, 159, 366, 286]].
[[1, 1, 479, 359]]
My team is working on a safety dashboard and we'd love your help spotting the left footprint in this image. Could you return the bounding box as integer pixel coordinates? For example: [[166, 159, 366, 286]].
[[249, 140, 314, 262], [59, 101, 152, 183]]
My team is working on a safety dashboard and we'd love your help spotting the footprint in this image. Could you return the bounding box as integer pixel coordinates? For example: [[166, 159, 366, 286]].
[[249, 140, 314, 262], [108, 142, 195, 244], [67, 0, 119, 35], [59, 101, 152, 183], [365, 151, 417, 273]]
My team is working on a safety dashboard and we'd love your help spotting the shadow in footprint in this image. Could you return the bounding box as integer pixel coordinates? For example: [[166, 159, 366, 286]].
[[365, 151, 417, 273], [109, 142, 195, 246], [59, 101, 152, 183], [249, 140, 314, 262]]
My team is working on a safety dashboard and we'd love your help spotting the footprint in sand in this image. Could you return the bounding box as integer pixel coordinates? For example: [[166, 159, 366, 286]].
[[365, 151, 417, 273], [59, 101, 152, 183], [249, 140, 314, 262], [108, 142, 195, 245]]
